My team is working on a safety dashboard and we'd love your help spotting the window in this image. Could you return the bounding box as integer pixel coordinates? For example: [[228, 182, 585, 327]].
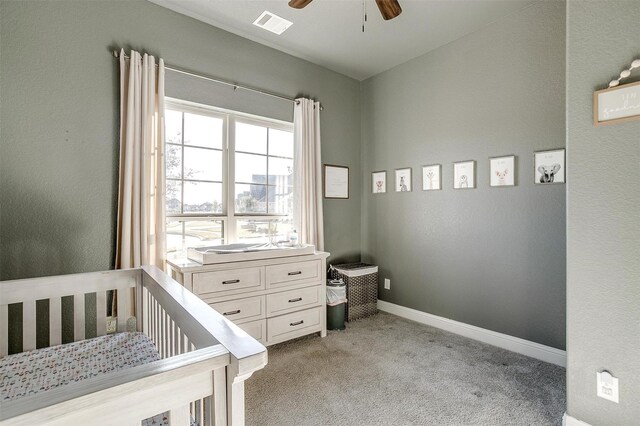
[[165, 100, 295, 256]]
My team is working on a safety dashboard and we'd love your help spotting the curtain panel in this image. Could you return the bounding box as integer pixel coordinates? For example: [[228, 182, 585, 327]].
[[293, 98, 324, 251], [115, 49, 166, 269]]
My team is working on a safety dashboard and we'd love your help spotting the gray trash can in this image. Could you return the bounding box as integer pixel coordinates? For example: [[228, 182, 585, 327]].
[[326, 279, 347, 330]]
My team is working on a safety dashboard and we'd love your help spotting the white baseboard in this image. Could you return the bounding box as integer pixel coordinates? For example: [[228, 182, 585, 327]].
[[377, 300, 567, 367], [563, 413, 591, 426]]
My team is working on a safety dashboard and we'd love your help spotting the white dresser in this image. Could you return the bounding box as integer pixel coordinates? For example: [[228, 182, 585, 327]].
[[167, 251, 329, 346]]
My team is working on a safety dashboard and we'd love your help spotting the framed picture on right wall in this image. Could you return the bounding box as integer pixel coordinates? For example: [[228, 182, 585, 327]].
[[490, 155, 516, 187], [534, 149, 565, 184], [395, 168, 412, 192], [372, 171, 386, 194], [422, 164, 442, 191], [453, 160, 476, 189]]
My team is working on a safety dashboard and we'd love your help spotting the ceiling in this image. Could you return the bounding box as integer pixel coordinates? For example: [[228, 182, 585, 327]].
[[148, 0, 536, 81]]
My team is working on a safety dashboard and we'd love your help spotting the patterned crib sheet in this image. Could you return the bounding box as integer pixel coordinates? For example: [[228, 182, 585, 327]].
[[1, 333, 197, 425], [1, 332, 160, 401]]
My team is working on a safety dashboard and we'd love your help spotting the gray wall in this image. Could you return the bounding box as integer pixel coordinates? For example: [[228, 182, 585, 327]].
[[361, 1, 567, 349], [0, 0, 361, 281], [566, 1, 640, 423]]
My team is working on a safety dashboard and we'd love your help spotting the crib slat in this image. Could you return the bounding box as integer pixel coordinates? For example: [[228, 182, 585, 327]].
[[198, 398, 205, 426], [49, 297, 62, 347], [203, 396, 213, 426], [0, 304, 8, 357], [136, 279, 143, 333], [174, 324, 180, 356], [163, 310, 169, 357], [22, 301, 36, 351], [213, 367, 227, 426], [194, 399, 202, 426], [163, 309, 168, 358], [96, 291, 107, 336], [158, 305, 163, 357], [142, 286, 149, 336], [74, 293, 85, 341], [117, 289, 129, 332], [153, 296, 158, 345], [168, 318, 174, 357], [158, 305, 167, 358], [154, 299, 160, 349], [169, 404, 190, 426], [148, 294, 153, 342], [151, 297, 155, 344], [153, 298, 158, 347]]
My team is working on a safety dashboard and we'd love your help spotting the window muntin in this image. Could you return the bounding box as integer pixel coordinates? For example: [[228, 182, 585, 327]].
[[166, 218, 225, 255], [236, 218, 294, 245], [165, 101, 294, 257]]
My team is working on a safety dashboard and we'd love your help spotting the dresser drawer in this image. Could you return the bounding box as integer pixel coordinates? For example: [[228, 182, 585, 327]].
[[267, 286, 322, 317], [238, 319, 266, 344], [210, 296, 265, 323], [267, 306, 322, 344], [193, 267, 264, 297], [266, 260, 321, 289]]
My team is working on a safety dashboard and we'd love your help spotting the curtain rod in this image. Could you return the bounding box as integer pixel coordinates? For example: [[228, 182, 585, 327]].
[[112, 50, 323, 110]]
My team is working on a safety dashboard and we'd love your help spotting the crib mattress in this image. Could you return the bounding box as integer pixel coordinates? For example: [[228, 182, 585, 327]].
[[0, 332, 186, 425]]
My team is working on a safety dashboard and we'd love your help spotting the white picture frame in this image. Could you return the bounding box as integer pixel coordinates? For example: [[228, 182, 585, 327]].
[[422, 164, 441, 191], [453, 160, 475, 189], [490, 155, 516, 187], [323, 164, 349, 198], [534, 149, 565, 184], [395, 168, 412, 192], [372, 171, 386, 194]]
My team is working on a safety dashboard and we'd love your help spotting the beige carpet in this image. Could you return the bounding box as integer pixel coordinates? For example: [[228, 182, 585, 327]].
[[245, 312, 565, 425]]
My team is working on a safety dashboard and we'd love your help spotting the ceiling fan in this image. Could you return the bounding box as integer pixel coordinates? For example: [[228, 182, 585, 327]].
[[288, 0, 402, 21]]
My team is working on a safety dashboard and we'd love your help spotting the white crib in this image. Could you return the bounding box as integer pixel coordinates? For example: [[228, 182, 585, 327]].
[[0, 266, 267, 426]]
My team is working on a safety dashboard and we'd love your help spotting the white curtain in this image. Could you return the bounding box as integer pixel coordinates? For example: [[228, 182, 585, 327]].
[[293, 98, 324, 251], [115, 49, 166, 269]]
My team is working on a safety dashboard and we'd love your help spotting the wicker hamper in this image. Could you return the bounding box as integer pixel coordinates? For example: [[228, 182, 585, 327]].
[[329, 263, 378, 321]]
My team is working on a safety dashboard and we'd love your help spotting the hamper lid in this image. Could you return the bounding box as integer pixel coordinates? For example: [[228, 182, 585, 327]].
[[331, 263, 378, 277]]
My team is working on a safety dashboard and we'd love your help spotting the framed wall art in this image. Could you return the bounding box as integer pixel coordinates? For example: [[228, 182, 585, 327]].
[[490, 155, 516, 187], [534, 149, 565, 184], [453, 160, 475, 189], [594, 81, 640, 126], [422, 164, 442, 191], [323, 164, 349, 198], [593, 57, 640, 126], [395, 168, 412, 192], [372, 171, 386, 194]]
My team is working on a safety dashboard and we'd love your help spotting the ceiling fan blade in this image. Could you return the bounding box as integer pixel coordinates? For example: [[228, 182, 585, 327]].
[[288, 0, 314, 9], [375, 0, 402, 20]]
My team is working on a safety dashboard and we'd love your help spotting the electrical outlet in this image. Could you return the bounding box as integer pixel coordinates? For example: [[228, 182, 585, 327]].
[[384, 278, 391, 290], [597, 371, 619, 403]]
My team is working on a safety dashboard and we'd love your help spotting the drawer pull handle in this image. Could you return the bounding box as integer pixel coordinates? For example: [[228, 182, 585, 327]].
[[223, 310, 241, 316], [222, 279, 240, 285], [290, 320, 304, 327], [288, 271, 302, 276], [288, 297, 303, 303]]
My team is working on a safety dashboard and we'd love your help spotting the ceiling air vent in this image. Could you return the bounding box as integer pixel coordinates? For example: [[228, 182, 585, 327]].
[[252, 11, 293, 35]]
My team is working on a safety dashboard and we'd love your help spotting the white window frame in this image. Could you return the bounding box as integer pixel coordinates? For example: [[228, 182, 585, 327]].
[[165, 98, 295, 251]]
